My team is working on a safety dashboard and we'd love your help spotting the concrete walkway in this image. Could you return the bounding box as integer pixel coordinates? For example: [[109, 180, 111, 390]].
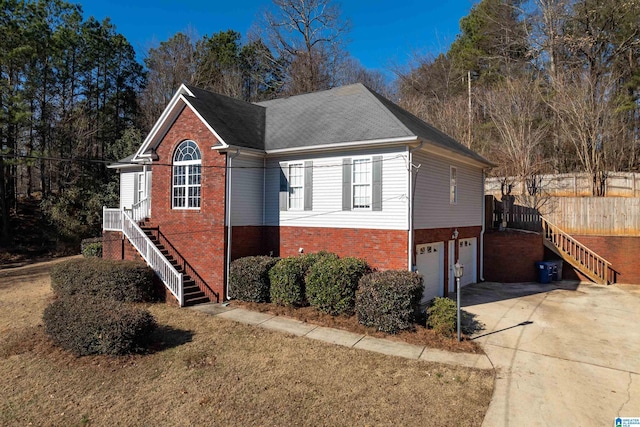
[[190, 303, 493, 370], [463, 281, 640, 427]]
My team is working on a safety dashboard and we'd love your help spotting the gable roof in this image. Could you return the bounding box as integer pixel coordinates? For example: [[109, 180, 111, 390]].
[[138, 83, 491, 167], [184, 86, 265, 150]]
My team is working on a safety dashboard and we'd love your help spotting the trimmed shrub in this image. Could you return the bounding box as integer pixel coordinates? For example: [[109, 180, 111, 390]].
[[356, 270, 423, 334], [306, 256, 370, 315], [50, 258, 155, 302], [43, 295, 157, 356], [426, 297, 458, 337], [269, 252, 338, 306], [81, 237, 103, 258], [229, 256, 280, 302]]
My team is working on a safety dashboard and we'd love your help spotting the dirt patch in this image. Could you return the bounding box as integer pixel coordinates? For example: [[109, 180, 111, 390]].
[[0, 258, 494, 427], [234, 301, 483, 353]]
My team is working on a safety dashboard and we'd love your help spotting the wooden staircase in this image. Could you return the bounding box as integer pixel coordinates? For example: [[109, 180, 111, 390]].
[[541, 217, 615, 285], [141, 227, 211, 306]]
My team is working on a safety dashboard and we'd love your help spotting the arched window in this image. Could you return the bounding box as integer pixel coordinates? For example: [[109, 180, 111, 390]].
[[172, 140, 201, 209]]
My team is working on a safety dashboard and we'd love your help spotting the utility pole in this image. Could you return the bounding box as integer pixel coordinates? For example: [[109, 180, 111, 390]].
[[467, 70, 472, 148]]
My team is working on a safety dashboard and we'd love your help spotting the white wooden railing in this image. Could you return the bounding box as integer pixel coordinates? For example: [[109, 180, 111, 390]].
[[541, 217, 614, 285], [128, 198, 150, 223], [103, 206, 184, 305], [103, 207, 123, 231]]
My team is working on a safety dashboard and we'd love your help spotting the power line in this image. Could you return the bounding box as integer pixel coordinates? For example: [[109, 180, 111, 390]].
[[7, 153, 411, 171]]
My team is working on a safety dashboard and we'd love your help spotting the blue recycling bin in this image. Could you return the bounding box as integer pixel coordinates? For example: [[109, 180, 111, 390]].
[[535, 261, 554, 284]]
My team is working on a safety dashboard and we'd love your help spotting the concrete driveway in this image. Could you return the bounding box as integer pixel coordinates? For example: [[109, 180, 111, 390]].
[[462, 281, 640, 426]]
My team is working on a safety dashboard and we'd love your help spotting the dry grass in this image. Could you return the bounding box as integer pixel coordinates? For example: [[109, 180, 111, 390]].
[[0, 258, 494, 427]]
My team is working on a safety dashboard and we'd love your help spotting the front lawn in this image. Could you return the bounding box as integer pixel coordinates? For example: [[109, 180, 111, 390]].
[[0, 258, 494, 426]]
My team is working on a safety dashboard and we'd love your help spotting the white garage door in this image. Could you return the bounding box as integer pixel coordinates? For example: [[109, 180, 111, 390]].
[[458, 237, 477, 287], [416, 242, 444, 303]]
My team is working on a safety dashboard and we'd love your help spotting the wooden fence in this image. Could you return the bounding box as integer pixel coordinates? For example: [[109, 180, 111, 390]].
[[487, 195, 640, 236], [544, 197, 640, 236], [486, 172, 640, 198]]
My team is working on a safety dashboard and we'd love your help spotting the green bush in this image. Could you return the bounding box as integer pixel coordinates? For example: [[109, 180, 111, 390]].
[[50, 258, 155, 302], [43, 295, 157, 356], [356, 270, 424, 334], [426, 297, 458, 337], [81, 239, 103, 258], [229, 256, 280, 302], [269, 252, 338, 306], [306, 256, 370, 315]]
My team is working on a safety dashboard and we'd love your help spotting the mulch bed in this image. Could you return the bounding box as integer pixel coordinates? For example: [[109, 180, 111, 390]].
[[232, 301, 482, 354]]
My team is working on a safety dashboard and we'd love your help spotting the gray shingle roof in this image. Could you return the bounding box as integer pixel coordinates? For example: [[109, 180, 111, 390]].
[[184, 85, 265, 150], [184, 83, 491, 166]]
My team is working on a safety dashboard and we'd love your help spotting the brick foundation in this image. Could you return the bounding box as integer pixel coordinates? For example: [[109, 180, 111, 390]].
[[261, 226, 409, 270], [483, 229, 544, 283]]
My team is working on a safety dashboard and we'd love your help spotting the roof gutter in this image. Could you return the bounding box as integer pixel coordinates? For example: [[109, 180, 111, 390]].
[[225, 148, 241, 300], [266, 135, 418, 155]]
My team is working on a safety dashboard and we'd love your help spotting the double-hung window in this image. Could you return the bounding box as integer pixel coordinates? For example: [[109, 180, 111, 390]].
[[288, 163, 304, 210], [352, 158, 372, 209], [172, 140, 201, 209]]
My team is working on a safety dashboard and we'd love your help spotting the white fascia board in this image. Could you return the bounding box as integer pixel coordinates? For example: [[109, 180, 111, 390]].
[[420, 142, 493, 169], [133, 84, 195, 162], [264, 135, 418, 155], [213, 145, 265, 157]]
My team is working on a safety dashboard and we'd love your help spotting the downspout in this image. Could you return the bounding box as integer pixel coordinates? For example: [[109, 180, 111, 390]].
[[225, 149, 240, 300], [480, 168, 486, 281], [407, 142, 424, 271]]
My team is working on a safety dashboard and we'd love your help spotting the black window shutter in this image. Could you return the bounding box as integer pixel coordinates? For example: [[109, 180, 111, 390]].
[[342, 158, 352, 211], [372, 156, 382, 211], [304, 161, 313, 211], [279, 163, 288, 211]]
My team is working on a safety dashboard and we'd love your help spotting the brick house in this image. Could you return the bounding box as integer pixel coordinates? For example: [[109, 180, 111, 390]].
[[103, 83, 493, 306]]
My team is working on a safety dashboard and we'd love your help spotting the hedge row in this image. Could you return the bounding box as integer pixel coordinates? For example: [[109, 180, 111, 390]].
[[230, 253, 466, 335], [50, 258, 156, 303], [43, 295, 156, 356]]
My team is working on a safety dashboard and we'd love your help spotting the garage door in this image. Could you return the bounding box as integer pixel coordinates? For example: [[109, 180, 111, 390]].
[[416, 242, 444, 303], [458, 238, 477, 287]]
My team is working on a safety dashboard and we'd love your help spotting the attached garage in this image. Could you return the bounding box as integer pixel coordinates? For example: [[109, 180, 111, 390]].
[[416, 242, 445, 303], [458, 237, 477, 287]]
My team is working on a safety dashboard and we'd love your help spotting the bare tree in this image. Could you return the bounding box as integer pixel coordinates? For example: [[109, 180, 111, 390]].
[[260, 0, 350, 95], [547, 70, 621, 196], [139, 32, 198, 132]]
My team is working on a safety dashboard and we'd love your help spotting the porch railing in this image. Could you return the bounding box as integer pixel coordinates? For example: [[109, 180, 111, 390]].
[[119, 209, 184, 305], [103, 207, 123, 231], [129, 197, 150, 223], [541, 217, 614, 285]]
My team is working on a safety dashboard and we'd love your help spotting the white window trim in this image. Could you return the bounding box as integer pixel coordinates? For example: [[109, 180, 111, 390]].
[[287, 162, 304, 211], [352, 157, 372, 210], [136, 172, 145, 203], [450, 166, 458, 205], [172, 141, 202, 210]]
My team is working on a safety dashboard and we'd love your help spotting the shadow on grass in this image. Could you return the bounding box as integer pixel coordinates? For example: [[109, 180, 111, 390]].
[[146, 324, 194, 353]]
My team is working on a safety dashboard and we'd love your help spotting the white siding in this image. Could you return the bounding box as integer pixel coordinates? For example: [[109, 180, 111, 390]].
[[413, 150, 483, 229], [230, 154, 264, 226], [119, 169, 139, 209], [265, 147, 408, 230]]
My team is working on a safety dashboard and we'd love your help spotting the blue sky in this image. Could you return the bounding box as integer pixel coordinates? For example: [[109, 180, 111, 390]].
[[78, 0, 477, 76]]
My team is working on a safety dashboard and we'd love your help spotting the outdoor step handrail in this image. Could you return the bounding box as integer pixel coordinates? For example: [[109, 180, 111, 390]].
[[103, 207, 123, 231], [145, 226, 219, 303], [130, 197, 150, 223], [541, 216, 613, 284], [120, 209, 184, 305]]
